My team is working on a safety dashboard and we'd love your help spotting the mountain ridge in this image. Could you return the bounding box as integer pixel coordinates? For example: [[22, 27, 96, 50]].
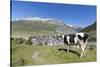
[[13, 17, 65, 25], [12, 17, 77, 34]]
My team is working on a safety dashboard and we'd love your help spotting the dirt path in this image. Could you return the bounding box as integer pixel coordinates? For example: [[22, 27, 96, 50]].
[[32, 51, 45, 64]]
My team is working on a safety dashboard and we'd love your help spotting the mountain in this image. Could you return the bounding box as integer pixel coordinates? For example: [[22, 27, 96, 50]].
[[15, 17, 64, 25], [81, 22, 96, 32], [72, 26, 83, 32], [12, 17, 77, 35], [80, 21, 96, 41]]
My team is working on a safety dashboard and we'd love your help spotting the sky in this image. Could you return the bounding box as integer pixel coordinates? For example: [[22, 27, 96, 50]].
[[11, 0, 96, 27]]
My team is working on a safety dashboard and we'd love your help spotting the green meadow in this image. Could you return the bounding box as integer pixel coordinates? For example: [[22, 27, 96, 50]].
[[11, 42, 96, 66]]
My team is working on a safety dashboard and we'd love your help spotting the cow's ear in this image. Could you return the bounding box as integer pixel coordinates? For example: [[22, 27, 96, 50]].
[[78, 35, 82, 40], [73, 34, 76, 38], [68, 34, 70, 36], [83, 34, 89, 43]]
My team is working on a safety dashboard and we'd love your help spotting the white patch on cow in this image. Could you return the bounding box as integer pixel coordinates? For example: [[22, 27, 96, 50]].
[[74, 36, 78, 44], [77, 32, 84, 37], [67, 35, 70, 44]]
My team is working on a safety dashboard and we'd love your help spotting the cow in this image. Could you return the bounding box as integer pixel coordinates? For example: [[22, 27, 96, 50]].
[[62, 32, 89, 58]]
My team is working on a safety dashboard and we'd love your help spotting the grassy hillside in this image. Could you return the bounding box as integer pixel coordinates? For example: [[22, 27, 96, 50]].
[[11, 42, 96, 66], [80, 21, 96, 41], [11, 20, 76, 37], [81, 22, 96, 32], [12, 21, 57, 33]]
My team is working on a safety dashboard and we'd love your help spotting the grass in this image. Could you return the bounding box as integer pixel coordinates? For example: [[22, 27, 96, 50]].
[[11, 43, 96, 67]]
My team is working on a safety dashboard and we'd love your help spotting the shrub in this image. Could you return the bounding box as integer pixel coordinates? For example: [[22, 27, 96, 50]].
[[14, 38, 25, 44], [25, 37, 32, 45], [11, 37, 14, 41]]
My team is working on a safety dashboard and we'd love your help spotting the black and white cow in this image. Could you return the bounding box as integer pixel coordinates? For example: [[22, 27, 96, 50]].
[[62, 32, 89, 58]]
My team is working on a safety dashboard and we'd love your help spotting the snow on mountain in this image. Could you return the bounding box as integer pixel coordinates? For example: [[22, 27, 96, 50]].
[[15, 17, 64, 25], [16, 17, 59, 22]]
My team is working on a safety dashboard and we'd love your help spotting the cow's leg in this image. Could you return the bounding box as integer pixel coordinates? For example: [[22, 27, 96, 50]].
[[84, 40, 88, 55], [80, 45, 84, 58], [80, 44, 86, 58], [67, 45, 70, 53]]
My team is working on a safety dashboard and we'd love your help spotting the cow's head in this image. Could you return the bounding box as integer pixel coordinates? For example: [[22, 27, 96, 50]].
[[77, 32, 89, 43]]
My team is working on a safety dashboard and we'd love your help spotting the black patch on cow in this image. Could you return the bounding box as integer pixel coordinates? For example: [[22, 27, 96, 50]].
[[68, 34, 76, 43], [64, 35, 68, 45], [83, 34, 89, 43], [78, 35, 83, 40]]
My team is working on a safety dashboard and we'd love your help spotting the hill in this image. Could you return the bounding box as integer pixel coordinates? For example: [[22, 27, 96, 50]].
[[81, 21, 96, 32], [12, 17, 77, 36], [80, 21, 96, 41]]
